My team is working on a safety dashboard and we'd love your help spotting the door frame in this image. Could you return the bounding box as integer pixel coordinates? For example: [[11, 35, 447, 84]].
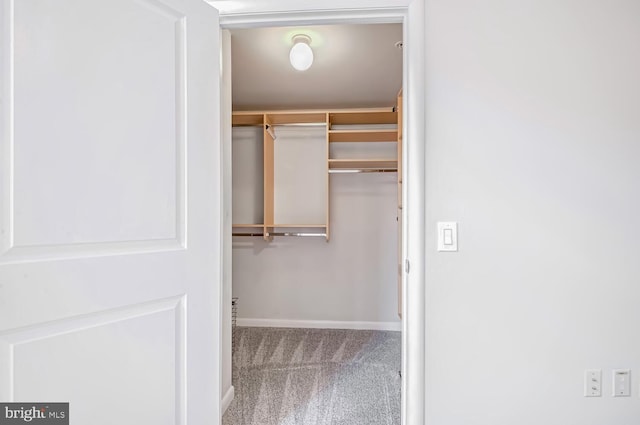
[[213, 1, 426, 424]]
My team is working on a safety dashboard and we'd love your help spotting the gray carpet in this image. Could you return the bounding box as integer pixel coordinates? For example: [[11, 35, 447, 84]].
[[223, 327, 401, 425]]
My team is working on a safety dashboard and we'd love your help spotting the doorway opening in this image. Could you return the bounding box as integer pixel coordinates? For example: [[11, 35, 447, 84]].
[[225, 22, 403, 425], [216, 3, 426, 425]]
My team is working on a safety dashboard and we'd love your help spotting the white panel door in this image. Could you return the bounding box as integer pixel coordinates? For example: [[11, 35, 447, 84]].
[[0, 0, 221, 423]]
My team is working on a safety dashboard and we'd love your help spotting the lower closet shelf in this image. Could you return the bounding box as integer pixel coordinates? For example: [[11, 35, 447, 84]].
[[328, 158, 397, 170]]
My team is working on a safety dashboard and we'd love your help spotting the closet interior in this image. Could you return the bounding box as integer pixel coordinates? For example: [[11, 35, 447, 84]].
[[225, 22, 403, 425]]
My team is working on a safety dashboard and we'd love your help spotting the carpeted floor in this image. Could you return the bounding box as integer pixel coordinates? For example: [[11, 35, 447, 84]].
[[223, 327, 401, 425]]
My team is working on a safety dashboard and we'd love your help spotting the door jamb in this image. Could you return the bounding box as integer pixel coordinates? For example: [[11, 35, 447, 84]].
[[214, 2, 426, 424]]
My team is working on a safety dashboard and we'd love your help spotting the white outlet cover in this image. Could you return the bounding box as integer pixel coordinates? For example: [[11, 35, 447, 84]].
[[584, 369, 602, 397]]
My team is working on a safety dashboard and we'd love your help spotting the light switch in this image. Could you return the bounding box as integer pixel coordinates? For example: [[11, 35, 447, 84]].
[[437, 222, 457, 252], [613, 369, 630, 397], [443, 228, 453, 245]]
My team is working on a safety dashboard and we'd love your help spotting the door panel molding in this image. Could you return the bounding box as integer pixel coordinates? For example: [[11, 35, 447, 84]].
[[0, 240, 187, 265], [0, 295, 186, 419], [0, 0, 191, 263]]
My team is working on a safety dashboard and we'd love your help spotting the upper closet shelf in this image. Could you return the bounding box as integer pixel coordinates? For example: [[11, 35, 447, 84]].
[[232, 110, 326, 126], [232, 112, 264, 126], [232, 107, 397, 126]]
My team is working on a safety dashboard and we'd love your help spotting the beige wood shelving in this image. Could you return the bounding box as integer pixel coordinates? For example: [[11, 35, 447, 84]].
[[231, 105, 400, 241], [328, 159, 397, 170]]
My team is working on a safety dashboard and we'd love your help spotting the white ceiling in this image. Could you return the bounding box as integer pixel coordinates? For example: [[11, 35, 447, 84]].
[[230, 23, 403, 111]]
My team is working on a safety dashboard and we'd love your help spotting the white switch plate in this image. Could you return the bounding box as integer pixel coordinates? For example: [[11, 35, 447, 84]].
[[437, 222, 457, 252], [613, 369, 630, 397], [584, 369, 601, 397]]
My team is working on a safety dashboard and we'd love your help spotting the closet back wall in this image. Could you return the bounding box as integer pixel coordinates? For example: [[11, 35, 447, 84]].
[[232, 127, 400, 330]]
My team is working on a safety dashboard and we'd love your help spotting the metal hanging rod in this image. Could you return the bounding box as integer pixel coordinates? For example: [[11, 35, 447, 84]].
[[271, 232, 327, 237], [328, 169, 397, 174], [233, 122, 327, 128], [232, 232, 327, 238], [263, 122, 327, 139]]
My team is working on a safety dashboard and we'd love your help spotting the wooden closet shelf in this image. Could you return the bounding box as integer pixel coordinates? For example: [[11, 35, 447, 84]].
[[329, 109, 397, 125], [266, 113, 326, 125], [232, 110, 328, 126], [233, 108, 398, 127], [232, 113, 263, 126], [328, 129, 398, 143], [328, 159, 397, 170]]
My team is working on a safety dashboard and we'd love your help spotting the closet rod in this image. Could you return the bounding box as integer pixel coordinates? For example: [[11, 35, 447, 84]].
[[234, 123, 326, 128], [328, 169, 397, 174], [232, 232, 327, 237], [270, 232, 327, 237], [263, 122, 328, 140]]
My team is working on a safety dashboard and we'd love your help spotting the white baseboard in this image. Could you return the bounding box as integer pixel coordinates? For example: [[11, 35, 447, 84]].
[[236, 318, 401, 332], [221, 385, 234, 414]]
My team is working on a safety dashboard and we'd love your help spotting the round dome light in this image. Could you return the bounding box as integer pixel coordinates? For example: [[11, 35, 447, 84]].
[[289, 35, 313, 71]]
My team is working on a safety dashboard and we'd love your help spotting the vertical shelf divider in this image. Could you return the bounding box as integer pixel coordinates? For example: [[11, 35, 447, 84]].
[[263, 114, 275, 241], [325, 112, 330, 241]]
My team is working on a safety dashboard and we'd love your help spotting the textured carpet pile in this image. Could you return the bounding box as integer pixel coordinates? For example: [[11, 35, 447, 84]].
[[223, 327, 401, 425]]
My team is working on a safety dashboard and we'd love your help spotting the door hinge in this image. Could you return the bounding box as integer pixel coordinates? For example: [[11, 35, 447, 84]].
[[405, 259, 410, 274]]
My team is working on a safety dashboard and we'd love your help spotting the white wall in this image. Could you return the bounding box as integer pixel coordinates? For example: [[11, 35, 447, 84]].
[[424, 0, 640, 423], [232, 127, 400, 328]]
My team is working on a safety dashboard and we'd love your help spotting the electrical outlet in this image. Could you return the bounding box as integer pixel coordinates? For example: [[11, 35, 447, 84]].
[[584, 369, 601, 397]]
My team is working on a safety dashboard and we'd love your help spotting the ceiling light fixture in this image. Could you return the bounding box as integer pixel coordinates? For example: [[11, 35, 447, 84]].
[[289, 34, 313, 71]]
